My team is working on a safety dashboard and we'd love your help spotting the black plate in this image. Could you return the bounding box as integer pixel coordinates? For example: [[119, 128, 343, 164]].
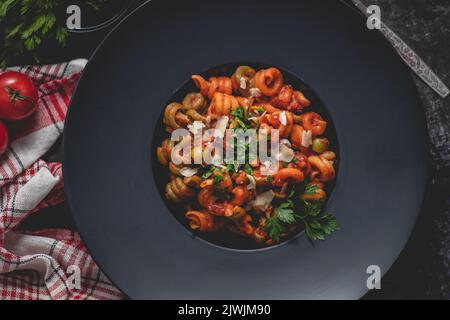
[[63, 0, 428, 299]]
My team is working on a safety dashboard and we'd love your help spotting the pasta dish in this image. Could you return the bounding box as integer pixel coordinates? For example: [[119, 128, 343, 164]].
[[156, 65, 338, 246]]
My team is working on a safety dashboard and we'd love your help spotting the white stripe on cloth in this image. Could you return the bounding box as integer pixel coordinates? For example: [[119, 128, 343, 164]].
[[0, 124, 63, 186], [14, 167, 60, 211]]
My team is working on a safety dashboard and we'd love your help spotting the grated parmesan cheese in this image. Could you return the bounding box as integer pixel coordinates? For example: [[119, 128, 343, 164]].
[[276, 143, 295, 162], [249, 88, 262, 98], [253, 190, 275, 210], [301, 130, 313, 148], [240, 78, 247, 90], [180, 167, 198, 177], [279, 111, 287, 126], [246, 174, 256, 190]]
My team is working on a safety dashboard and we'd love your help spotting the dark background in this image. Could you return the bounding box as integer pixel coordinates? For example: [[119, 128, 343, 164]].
[[8, 0, 450, 299]]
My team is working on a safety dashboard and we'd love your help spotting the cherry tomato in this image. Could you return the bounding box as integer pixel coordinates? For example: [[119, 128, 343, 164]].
[[0, 121, 9, 155], [0, 71, 38, 121]]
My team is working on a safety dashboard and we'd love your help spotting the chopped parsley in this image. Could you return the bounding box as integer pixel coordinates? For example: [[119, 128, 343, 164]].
[[225, 163, 236, 173], [243, 163, 253, 175], [231, 106, 251, 131], [212, 174, 223, 186], [231, 106, 245, 120], [304, 184, 320, 195], [201, 166, 216, 179]]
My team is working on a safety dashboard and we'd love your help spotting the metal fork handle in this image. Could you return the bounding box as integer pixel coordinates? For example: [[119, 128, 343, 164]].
[[342, 0, 449, 98]]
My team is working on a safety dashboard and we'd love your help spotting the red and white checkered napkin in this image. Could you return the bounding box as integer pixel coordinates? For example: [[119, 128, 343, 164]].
[[0, 60, 123, 300]]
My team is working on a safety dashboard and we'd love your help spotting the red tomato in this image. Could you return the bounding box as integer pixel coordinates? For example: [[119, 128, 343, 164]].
[[0, 71, 38, 121], [0, 121, 9, 155]]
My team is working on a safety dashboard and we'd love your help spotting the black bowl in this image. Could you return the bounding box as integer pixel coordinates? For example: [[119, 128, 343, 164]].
[[63, 0, 428, 299], [151, 61, 340, 251]]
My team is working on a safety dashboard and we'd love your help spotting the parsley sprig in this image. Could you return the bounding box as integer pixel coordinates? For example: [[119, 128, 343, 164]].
[[0, 0, 111, 67], [264, 191, 298, 242], [243, 163, 253, 175], [299, 199, 339, 241], [264, 190, 339, 243]]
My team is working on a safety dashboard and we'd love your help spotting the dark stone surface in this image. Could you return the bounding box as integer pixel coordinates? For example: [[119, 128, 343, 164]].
[[359, 0, 450, 300], [13, 0, 450, 299]]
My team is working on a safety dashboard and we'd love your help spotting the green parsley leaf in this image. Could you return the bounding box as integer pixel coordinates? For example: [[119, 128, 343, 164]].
[[225, 163, 235, 173], [302, 213, 339, 241], [300, 199, 339, 241], [0, 0, 109, 67], [231, 106, 245, 120], [302, 199, 325, 217], [212, 174, 223, 186], [265, 193, 299, 242], [243, 163, 253, 175], [264, 216, 284, 242], [275, 207, 295, 224], [275, 199, 298, 224], [231, 106, 251, 131], [304, 184, 320, 195], [202, 166, 219, 179]]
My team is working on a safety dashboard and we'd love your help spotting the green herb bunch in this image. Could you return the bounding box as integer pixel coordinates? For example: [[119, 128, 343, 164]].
[[0, 0, 110, 67], [264, 187, 339, 243]]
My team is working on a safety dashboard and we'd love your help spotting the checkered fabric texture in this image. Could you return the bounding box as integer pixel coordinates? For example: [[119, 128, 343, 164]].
[[0, 60, 123, 300]]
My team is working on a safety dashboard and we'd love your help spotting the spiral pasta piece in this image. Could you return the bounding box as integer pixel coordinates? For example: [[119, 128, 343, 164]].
[[192, 75, 233, 99], [308, 155, 335, 182], [230, 185, 252, 206], [165, 177, 196, 202], [156, 138, 174, 166], [185, 210, 223, 232], [255, 67, 284, 97], [289, 152, 312, 176], [290, 124, 304, 149], [270, 85, 311, 112], [208, 92, 240, 117], [272, 168, 305, 187], [182, 92, 207, 111], [259, 110, 294, 138], [321, 151, 336, 161], [168, 161, 185, 177], [164, 102, 191, 130], [198, 188, 244, 217], [260, 103, 282, 114], [232, 171, 248, 185], [300, 112, 327, 136], [183, 175, 202, 189], [254, 225, 268, 243], [231, 65, 256, 94], [228, 214, 255, 237]]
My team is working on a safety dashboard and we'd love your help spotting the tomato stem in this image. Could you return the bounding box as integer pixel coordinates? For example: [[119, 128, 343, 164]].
[[4, 85, 29, 105]]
